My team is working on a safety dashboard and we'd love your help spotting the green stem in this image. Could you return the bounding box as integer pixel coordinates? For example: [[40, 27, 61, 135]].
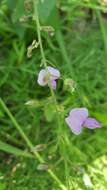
[[0, 98, 43, 161], [0, 98, 32, 148], [0, 98, 67, 190], [33, 2, 62, 151], [33, 1, 60, 114], [33, 2, 47, 67], [32, 2, 67, 189]]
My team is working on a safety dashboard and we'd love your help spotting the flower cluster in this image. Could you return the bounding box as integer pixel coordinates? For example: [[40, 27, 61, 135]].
[[65, 108, 101, 135], [37, 67, 101, 135]]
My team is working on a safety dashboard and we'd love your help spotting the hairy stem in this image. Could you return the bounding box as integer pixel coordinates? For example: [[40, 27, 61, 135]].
[[32, 1, 67, 189], [33, 1, 60, 121]]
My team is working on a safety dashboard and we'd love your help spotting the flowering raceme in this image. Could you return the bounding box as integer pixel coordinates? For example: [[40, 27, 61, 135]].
[[65, 108, 101, 135], [37, 67, 102, 135], [37, 66, 60, 89]]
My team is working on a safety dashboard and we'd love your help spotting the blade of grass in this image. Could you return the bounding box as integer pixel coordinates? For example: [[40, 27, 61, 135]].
[[0, 140, 33, 158], [96, 10, 107, 56], [56, 30, 75, 79], [0, 97, 67, 190]]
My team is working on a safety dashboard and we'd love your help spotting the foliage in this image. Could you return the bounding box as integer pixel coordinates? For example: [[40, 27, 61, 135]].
[[0, 0, 107, 189]]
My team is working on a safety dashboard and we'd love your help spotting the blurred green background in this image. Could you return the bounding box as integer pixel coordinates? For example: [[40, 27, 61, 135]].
[[0, 0, 107, 189]]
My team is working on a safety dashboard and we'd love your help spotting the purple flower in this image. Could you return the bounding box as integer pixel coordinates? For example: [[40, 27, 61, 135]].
[[65, 108, 101, 135], [37, 66, 60, 90]]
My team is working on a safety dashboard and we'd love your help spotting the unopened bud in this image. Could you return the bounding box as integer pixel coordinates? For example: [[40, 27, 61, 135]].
[[40, 26, 55, 36], [25, 100, 40, 107], [19, 15, 29, 23], [64, 78, 76, 93], [57, 105, 65, 114], [27, 40, 39, 58]]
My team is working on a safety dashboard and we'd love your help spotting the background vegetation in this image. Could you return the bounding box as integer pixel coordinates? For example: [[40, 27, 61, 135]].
[[0, 0, 107, 189]]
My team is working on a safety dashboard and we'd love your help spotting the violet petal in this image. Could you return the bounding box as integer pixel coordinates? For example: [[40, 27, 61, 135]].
[[65, 115, 83, 135], [37, 69, 47, 86], [65, 108, 89, 135], [83, 117, 101, 129], [47, 66, 60, 80], [51, 80, 56, 90], [70, 108, 88, 123]]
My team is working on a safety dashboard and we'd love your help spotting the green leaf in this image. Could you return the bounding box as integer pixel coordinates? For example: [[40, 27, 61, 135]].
[[0, 140, 33, 158], [7, 0, 24, 22], [0, 182, 5, 190], [6, 0, 26, 39], [44, 103, 56, 122], [38, 0, 55, 23], [12, 0, 24, 22], [38, 0, 60, 29], [0, 110, 4, 118], [7, 0, 16, 10]]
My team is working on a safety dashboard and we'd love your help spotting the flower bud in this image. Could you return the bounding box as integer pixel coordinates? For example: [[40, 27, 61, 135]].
[[64, 78, 76, 93], [19, 15, 29, 23], [27, 40, 39, 58], [40, 26, 55, 36], [25, 100, 41, 107]]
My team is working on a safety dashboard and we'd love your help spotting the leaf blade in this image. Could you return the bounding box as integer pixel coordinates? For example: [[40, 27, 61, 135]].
[[0, 140, 33, 158]]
